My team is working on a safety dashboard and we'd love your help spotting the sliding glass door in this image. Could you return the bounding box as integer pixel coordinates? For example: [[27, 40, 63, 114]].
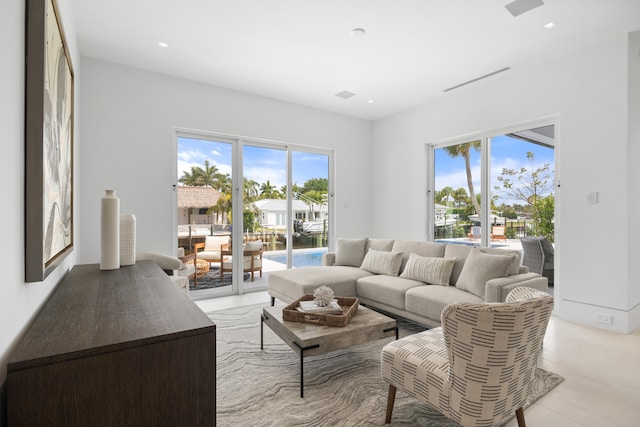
[[177, 131, 333, 299], [432, 139, 482, 242], [429, 123, 556, 253]]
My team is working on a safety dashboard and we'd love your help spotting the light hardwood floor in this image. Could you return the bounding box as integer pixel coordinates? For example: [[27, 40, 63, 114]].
[[196, 291, 640, 427]]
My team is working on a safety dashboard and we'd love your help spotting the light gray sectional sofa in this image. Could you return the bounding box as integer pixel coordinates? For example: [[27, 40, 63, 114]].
[[268, 238, 548, 328]]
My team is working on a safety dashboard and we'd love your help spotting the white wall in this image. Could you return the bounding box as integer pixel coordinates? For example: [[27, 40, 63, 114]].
[[77, 58, 372, 263], [628, 31, 640, 329], [372, 34, 640, 333], [0, 0, 79, 384]]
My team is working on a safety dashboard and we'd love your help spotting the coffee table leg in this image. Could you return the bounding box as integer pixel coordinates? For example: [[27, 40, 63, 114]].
[[293, 342, 320, 398], [384, 326, 399, 340], [260, 314, 265, 350]]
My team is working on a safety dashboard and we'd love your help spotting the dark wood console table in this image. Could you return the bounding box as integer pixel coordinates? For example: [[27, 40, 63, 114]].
[[7, 261, 216, 426]]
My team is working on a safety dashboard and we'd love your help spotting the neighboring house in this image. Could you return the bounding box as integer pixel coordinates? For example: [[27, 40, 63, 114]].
[[434, 203, 459, 227], [252, 198, 328, 229]]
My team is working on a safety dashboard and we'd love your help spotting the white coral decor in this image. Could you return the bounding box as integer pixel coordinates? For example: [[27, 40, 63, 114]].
[[313, 286, 335, 307]]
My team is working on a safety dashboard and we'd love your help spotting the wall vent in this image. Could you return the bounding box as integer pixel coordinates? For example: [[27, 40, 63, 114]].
[[335, 90, 356, 99], [443, 67, 511, 92], [505, 0, 544, 17]]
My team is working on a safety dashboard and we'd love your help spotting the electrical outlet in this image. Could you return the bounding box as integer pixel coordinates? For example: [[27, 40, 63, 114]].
[[594, 312, 613, 325]]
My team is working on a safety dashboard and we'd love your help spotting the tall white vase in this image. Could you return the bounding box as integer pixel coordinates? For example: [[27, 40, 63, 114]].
[[120, 213, 136, 266], [101, 190, 120, 270]]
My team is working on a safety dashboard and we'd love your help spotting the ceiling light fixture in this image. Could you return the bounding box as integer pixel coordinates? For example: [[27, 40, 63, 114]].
[[158, 42, 169, 48], [544, 22, 555, 29], [351, 28, 366, 38]]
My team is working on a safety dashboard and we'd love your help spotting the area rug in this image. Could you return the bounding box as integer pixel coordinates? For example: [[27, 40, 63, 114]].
[[189, 270, 250, 290], [208, 304, 564, 427]]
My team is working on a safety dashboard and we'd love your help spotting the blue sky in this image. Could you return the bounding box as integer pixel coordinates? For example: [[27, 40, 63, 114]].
[[177, 137, 328, 188], [435, 135, 555, 206]]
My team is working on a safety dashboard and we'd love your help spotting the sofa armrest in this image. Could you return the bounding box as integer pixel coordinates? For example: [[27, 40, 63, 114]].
[[484, 273, 549, 302], [322, 252, 336, 266]]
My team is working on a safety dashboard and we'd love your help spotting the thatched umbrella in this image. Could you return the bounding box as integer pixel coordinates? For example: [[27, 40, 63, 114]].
[[177, 186, 222, 223]]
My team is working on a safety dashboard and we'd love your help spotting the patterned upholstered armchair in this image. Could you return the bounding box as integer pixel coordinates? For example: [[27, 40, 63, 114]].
[[381, 287, 553, 427]]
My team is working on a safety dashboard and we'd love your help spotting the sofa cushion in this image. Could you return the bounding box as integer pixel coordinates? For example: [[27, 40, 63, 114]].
[[478, 247, 522, 276], [399, 253, 455, 286], [356, 275, 424, 310], [268, 266, 372, 303], [405, 285, 483, 323], [360, 249, 403, 276], [244, 240, 263, 251], [391, 240, 446, 272], [456, 248, 518, 298], [366, 238, 395, 252], [334, 238, 368, 267], [443, 244, 472, 285]]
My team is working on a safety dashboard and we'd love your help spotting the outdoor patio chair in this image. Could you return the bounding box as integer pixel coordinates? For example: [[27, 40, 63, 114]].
[[381, 287, 554, 427], [467, 226, 481, 240], [221, 240, 263, 282], [195, 234, 231, 271], [136, 252, 194, 293], [520, 236, 554, 285], [491, 225, 507, 242]]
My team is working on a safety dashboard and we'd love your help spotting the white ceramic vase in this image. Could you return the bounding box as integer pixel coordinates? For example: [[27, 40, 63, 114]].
[[100, 190, 120, 270], [120, 213, 136, 266]]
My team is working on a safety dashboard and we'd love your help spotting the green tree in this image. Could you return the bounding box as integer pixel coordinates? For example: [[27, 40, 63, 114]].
[[301, 178, 328, 194], [494, 151, 554, 239], [435, 186, 453, 205], [494, 152, 553, 206], [243, 178, 259, 202], [259, 180, 283, 199], [451, 187, 469, 210], [444, 141, 481, 215], [178, 166, 202, 186], [532, 195, 555, 241]]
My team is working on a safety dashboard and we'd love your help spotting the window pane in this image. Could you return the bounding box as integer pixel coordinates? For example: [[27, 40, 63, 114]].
[[434, 140, 481, 242]]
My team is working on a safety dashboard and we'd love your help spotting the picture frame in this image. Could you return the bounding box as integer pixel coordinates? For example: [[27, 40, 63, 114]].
[[25, 0, 74, 282]]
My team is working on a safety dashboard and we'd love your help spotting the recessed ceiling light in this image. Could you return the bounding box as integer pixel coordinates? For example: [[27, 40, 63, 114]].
[[351, 28, 366, 38], [544, 22, 555, 29], [158, 42, 169, 48]]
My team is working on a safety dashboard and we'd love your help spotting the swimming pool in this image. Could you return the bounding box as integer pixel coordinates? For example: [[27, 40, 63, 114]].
[[263, 249, 327, 267]]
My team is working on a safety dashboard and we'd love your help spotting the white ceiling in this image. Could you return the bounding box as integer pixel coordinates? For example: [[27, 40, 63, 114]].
[[71, 0, 640, 121]]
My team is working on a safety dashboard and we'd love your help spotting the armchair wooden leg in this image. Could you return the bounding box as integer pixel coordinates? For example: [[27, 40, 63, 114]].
[[515, 407, 526, 427], [385, 384, 396, 424]]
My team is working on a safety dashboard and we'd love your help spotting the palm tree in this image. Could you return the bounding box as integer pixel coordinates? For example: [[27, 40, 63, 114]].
[[198, 160, 219, 187], [178, 166, 203, 186], [244, 178, 260, 202], [259, 180, 283, 199], [178, 160, 220, 187], [444, 141, 481, 215]]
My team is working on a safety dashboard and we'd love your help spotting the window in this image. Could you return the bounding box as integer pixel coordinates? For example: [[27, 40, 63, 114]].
[[430, 123, 556, 250], [176, 131, 333, 298]]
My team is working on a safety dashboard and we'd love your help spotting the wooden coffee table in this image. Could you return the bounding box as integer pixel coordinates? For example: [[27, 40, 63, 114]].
[[261, 305, 397, 397]]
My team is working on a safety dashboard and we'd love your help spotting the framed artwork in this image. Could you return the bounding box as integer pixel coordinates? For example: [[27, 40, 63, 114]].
[[25, 0, 74, 282]]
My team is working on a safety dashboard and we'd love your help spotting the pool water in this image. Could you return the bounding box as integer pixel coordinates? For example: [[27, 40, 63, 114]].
[[263, 250, 326, 267]]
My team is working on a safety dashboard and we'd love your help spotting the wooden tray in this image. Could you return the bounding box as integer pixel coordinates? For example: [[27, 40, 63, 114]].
[[283, 295, 359, 327]]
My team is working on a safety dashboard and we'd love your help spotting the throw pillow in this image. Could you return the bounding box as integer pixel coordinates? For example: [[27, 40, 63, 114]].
[[334, 238, 367, 267], [478, 247, 522, 276], [456, 248, 518, 298], [399, 253, 456, 286], [359, 249, 404, 276]]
